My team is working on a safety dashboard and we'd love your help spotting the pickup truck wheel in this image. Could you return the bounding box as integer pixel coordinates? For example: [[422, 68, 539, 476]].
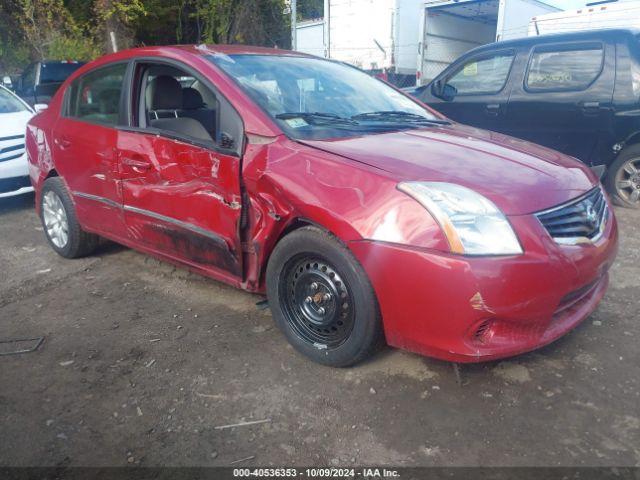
[[40, 177, 99, 258], [606, 146, 640, 209], [266, 226, 384, 367]]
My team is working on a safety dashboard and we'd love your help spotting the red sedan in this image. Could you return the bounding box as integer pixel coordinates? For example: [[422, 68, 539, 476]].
[[26, 45, 618, 366]]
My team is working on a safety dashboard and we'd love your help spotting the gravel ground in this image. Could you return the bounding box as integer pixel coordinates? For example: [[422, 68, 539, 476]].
[[0, 193, 638, 467]]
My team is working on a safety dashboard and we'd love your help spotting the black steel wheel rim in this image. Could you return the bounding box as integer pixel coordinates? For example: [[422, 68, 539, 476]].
[[280, 255, 355, 349], [615, 157, 640, 205]]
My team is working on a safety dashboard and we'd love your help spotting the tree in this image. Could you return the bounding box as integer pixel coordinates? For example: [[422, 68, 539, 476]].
[[298, 0, 323, 21], [93, 0, 146, 52], [0, 0, 291, 75]]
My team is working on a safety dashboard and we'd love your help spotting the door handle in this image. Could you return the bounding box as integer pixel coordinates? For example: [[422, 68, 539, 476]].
[[486, 104, 501, 116], [121, 156, 152, 173], [581, 101, 600, 115]]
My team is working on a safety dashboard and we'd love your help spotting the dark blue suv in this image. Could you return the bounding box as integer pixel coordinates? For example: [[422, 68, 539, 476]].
[[415, 29, 640, 209]]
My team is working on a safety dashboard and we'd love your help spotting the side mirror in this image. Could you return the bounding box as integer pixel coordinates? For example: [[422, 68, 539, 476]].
[[441, 84, 457, 101], [34, 103, 48, 113], [433, 80, 456, 101]]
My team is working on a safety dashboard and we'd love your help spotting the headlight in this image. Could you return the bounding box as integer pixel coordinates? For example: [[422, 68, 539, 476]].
[[397, 182, 523, 256]]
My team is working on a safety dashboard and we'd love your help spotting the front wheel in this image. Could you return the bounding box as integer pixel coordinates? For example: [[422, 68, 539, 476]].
[[605, 146, 640, 209], [266, 226, 384, 367]]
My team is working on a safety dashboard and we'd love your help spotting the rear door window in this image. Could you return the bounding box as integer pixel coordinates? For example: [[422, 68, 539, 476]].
[[67, 63, 127, 126], [445, 52, 515, 95], [525, 43, 604, 92]]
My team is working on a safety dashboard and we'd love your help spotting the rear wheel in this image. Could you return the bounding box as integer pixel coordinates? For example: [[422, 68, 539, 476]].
[[605, 146, 640, 209], [40, 177, 99, 258], [266, 226, 384, 367]]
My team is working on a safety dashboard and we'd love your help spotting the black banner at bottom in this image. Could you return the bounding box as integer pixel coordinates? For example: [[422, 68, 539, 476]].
[[0, 467, 638, 480]]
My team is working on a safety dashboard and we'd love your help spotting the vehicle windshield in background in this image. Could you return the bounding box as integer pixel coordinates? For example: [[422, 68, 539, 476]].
[[40, 62, 84, 84], [0, 87, 28, 113], [208, 54, 443, 140]]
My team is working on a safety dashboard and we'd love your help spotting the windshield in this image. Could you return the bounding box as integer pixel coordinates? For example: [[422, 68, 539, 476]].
[[40, 62, 84, 84], [208, 54, 442, 140], [0, 87, 28, 114]]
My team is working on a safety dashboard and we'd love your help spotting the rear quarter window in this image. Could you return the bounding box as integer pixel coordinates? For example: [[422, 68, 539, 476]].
[[525, 43, 604, 92], [66, 63, 127, 126]]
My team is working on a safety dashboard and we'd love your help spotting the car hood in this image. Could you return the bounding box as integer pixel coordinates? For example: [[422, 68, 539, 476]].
[[0, 111, 33, 138], [301, 124, 597, 216]]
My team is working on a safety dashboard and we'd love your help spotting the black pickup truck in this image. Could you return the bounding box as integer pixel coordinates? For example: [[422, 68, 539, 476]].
[[415, 29, 640, 209], [14, 60, 85, 108]]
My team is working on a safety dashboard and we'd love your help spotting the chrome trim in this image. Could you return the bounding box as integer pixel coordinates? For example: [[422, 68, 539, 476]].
[[534, 186, 599, 217], [552, 208, 608, 245], [535, 186, 609, 246], [73, 191, 227, 248], [73, 191, 121, 209], [123, 205, 227, 247]]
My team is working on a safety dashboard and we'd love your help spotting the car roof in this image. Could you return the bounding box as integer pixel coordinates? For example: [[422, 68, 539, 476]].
[[173, 44, 312, 57], [39, 60, 85, 64], [77, 44, 317, 73], [471, 28, 639, 54], [108, 44, 314, 60]]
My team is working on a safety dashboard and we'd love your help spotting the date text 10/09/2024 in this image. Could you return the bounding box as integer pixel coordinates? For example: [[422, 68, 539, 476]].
[[233, 468, 401, 478]]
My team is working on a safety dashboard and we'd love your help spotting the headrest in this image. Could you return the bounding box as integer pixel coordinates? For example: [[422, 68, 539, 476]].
[[150, 75, 182, 110], [183, 87, 205, 109], [97, 88, 120, 114]]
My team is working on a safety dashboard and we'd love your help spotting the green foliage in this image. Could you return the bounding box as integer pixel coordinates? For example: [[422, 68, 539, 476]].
[[0, 0, 291, 75], [94, 0, 147, 26], [0, 39, 31, 74], [298, 0, 323, 21], [47, 34, 102, 61]]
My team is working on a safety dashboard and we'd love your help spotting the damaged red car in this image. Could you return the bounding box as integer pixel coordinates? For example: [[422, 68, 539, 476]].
[[26, 45, 619, 366]]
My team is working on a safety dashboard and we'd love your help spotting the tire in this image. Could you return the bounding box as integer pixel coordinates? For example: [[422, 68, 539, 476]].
[[40, 177, 99, 258], [266, 226, 384, 367], [605, 145, 640, 209]]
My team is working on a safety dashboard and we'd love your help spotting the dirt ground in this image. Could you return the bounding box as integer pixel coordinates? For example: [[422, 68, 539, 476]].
[[0, 192, 638, 468]]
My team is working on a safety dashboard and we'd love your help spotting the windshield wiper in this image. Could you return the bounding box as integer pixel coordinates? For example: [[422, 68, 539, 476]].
[[276, 112, 359, 125], [351, 111, 450, 124]]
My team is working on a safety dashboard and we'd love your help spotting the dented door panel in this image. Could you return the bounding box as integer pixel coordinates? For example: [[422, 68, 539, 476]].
[[52, 117, 127, 238], [117, 130, 243, 278], [239, 136, 449, 292]]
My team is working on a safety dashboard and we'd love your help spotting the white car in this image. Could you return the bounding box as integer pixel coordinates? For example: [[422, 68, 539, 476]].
[[0, 85, 34, 198]]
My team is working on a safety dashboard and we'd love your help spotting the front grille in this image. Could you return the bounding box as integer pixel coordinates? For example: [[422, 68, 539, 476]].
[[0, 134, 25, 163], [536, 187, 608, 244]]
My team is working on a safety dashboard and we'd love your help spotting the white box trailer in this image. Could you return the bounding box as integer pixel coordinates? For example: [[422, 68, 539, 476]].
[[528, 1, 640, 36], [294, 0, 558, 86], [295, 0, 431, 85], [295, 19, 326, 57], [324, 0, 424, 76], [418, 0, 560, 84]]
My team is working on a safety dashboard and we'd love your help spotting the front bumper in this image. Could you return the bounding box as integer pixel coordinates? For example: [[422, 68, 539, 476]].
[[348, 208, 619, 363]]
